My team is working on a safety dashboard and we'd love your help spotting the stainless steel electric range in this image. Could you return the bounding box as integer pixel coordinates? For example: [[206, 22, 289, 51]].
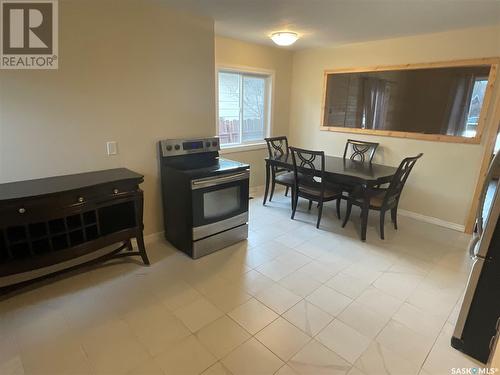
[[159, 137, 250, 259]]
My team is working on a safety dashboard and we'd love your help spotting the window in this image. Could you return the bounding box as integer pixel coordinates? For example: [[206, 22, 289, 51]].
[[217, 69, 271, 147], [321, 61, 496, 144], [464, 78, 488, 137]]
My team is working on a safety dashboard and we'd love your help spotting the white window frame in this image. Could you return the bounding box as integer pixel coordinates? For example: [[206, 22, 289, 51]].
[[216, 65, 274, 153]]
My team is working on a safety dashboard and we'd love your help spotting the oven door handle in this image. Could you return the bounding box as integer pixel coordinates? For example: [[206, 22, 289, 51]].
[[191, 170, 249, 190]]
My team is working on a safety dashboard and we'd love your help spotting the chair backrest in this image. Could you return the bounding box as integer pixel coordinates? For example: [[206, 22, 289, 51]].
[[383, 153, 423, 207], [343, 139, 379, 163], [289, 147, 325, 186], [265, 136, 289, 159]]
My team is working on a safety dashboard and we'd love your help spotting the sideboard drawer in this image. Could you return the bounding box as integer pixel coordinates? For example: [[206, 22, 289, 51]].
[[59, 181, 138, 206], [0, 199, 65, 226]]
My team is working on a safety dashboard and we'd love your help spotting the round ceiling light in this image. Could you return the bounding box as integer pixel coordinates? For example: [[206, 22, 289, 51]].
[[270, 32, 299, 46]]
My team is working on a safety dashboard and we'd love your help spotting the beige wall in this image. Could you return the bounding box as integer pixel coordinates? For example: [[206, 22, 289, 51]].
[[215, 36, 293, 187], [290, 26, 500, 226], [0, 0, 215, 235]]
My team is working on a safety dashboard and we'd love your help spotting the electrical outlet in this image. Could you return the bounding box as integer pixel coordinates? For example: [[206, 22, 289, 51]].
[[106, 141, 118, 156]]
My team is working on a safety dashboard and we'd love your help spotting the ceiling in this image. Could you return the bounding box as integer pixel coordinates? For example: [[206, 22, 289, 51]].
[[162, 0, 500, 50]]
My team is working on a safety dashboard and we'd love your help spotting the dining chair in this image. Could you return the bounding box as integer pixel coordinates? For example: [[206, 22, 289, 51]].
[[265, 136, 294, 202], [289, 147, 343, 229], [343, 139, 379, 163], [341, 153, 423, 239]]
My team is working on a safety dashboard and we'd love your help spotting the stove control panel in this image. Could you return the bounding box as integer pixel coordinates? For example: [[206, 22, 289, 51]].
[[160, 137, 220, 157]]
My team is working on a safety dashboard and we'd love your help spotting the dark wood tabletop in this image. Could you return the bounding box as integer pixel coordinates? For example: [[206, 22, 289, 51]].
[[0, 168, 144, 202], [266, 154, 398, 185]]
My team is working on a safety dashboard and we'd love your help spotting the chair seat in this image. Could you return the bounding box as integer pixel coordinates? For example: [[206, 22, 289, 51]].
[[353, 189, 386, 208], [275, 172, 295, 185], [299, 181, 342, 199], [275, 167, 290, 173]]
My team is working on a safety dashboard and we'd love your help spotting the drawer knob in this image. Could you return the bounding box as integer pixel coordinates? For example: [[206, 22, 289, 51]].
[[18, 207, 26, 214], [77, 197, 85, 203], [113, 188, 119, 194]]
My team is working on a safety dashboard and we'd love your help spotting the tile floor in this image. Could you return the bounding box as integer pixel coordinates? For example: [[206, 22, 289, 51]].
[[0, 187, 484, 375]]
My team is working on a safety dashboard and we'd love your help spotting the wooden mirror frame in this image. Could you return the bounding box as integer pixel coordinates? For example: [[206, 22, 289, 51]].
[[320, 58, 499, 144]]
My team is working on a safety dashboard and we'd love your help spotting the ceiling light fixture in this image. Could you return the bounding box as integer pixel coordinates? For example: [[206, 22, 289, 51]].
[[270, 32, 299, 46]]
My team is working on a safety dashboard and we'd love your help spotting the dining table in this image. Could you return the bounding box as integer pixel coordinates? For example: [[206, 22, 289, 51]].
[[264, 154, 399, 241]]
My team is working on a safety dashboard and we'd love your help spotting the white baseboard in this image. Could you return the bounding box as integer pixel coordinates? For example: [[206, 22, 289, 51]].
[[131, 231, 164, 248], [144, 231, 164, 244], [397, 209, 465, 232]]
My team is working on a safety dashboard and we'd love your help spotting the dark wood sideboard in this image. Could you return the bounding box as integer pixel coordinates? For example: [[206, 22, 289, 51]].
[[0, 168, 149, 290]]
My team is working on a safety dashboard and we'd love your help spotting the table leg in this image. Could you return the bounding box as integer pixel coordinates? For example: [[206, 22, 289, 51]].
[[263, 161, 270, 205]]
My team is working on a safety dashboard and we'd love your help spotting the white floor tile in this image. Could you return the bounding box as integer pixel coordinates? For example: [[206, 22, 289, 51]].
[[355, 287, 403, 317], [204, 284, 252, 313], [126, 358, 165, 375], [392, 302, 446, 338], [173, 296, 224, 332], [306, 285, 353, 316], [337, 301, 391, 339], [282, 300, 334, 337], [229, 269, 276, 296], [228, 298, 278, 335], [123, 303, 191, 356], [196, 316, 250, 359], [255, 283, 302, 314], [376, 320, 435, 367], [372, 272, 423, 300], [288, 339, 351, 375], [157, 280, 202, 311], [201, 362, 234, 375], [255, 317, 310, 361], [221, 338, 283, 375], [154, 335, 217, 375], [279, 270, 322, 297], [342, 264, 382, 284], [354, 341, 420, 375], [296, 260, 342, 283], [80, 319, 150, 375], [256, 259, 300, 281], [326, 272, 372, 299], [316, 320, 371, 364]]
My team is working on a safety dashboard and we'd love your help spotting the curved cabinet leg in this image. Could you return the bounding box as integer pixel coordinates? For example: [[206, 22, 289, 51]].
[[136, 232, 150, 265], [135, 189, 150, 265]]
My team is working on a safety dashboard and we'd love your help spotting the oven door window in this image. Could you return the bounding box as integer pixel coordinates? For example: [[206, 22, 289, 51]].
[[192, 177, 249, 228], [204, 186, 241, 220]]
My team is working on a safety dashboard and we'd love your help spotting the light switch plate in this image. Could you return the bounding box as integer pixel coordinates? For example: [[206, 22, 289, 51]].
[[106, 141, 118, 156]]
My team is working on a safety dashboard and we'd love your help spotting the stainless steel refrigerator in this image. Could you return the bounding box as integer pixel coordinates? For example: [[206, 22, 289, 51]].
[[452, 152, 500, 363]]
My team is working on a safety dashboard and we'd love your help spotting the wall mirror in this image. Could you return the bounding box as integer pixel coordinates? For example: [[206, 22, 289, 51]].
[[321, 59, 498, 143]]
